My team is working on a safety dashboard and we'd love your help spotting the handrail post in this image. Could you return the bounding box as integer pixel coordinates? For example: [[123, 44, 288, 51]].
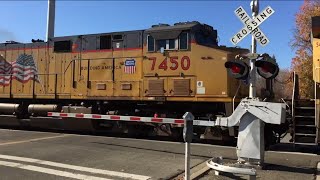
[[9, 75, 12, 98], [54, 73, 57, 99], [32, 75, 36, 99]]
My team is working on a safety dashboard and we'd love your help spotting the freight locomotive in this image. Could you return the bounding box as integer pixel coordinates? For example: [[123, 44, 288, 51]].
[[0, 21, 252, 140]]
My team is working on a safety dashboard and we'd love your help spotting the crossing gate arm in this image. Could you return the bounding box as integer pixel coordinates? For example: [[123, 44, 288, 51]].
[[47, 112, 216, 127], [47, 99, 285, 128]]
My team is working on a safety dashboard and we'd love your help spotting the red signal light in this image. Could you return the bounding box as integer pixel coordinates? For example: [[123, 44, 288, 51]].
[[224, 60, 249, 80], [255, 58, 279, 79], [231, 65, 241, 74], [261, 64, 272, 73]]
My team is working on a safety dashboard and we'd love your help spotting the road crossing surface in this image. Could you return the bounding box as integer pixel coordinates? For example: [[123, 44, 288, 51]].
[[0, 129, 318, 180]]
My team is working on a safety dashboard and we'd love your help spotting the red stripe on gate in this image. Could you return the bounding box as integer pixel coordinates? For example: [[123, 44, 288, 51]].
[[92, 115, 101, 119], [76, 114, 84, 118], [60, 113, 68, 117], [47, 112, 53, 116], [174, 120, 184, 124], [151, 118, 163, 123], [110, 116, 120, 120], [130, 117, 141, 121]]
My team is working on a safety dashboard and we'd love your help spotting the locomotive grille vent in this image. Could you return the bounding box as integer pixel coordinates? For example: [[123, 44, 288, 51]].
[[121, 83, 132, 90], [148, 79, 164, 96], [96, 83, 106, 90], [173, 79, 190, 96]]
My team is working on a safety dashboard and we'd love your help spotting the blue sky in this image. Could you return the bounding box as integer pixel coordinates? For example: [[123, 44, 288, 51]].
[[0, 1, 303, 68]]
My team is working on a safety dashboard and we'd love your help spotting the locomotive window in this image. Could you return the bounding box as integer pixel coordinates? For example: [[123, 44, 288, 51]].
[[156, 39, 178, 51], [147, 35, 155, 52], [169, 39, 175, 49], [179, 32, 188, 50], [100, 35, 112, 49], [54, 40, 72, 53], [157, 40, 166, 51], [113, 34, 123, 41]]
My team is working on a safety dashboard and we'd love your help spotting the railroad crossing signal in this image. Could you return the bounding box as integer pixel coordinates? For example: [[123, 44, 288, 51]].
[[230, 6, 275, 46], [224, 60, 249, 80], [255, 54, 279, 79], [225, 53, 279, 80]]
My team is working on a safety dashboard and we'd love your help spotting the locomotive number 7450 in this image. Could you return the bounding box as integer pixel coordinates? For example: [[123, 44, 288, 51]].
[[148, 56, 190, 71]]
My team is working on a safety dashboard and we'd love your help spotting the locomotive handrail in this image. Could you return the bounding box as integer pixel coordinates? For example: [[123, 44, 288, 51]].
[[291, 71, 298, 143], [0, 73, 63, 76], [61, 55, 146, 74], [233, 82, 242, 112], [143, 74, 196, 77], [71, 56, 145, 61]]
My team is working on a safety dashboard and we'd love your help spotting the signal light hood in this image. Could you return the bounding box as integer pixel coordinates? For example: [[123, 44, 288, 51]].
[[255, 54, 279, 79]]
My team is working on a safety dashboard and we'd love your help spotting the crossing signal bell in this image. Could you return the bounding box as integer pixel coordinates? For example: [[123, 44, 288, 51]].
[[224, 60, 249, 80], [255, 54, 279, 79]]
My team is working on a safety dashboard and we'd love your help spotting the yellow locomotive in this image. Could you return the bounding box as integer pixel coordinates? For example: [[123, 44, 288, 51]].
[[0, 21, 248, 139]]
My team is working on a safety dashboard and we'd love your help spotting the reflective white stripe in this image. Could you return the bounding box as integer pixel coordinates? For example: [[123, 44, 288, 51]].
[[48, 112, 216, 127], [0, 154, 151, 180], [0, 160, 112, 180]]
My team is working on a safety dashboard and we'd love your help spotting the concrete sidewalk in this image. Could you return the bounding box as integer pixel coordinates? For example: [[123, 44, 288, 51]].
[[174, 142, 319, 180]]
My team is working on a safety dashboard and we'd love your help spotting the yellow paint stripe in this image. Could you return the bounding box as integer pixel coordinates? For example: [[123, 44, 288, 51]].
[[0, 134, 71, 146]]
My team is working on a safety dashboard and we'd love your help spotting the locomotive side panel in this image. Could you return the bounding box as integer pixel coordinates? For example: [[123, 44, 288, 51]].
[[51, 36, 84, 99], [112, 32, 143, 98], [53, 31, 145, 100], [142, 50, 194, 99], [6, 43, 24, 97], [47, 47, 57, 97], [143, 27, 195, 100], [29, 43, 49, 97], [0, 43, 56, 99], [191, 44, 230, 100], [80, 34, 113, 98], [312, 16, 320, 143], [0, 44, 10, 98]]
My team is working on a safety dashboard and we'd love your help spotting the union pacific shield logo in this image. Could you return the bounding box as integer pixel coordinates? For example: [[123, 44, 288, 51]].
[[124, 59, 136, 74]]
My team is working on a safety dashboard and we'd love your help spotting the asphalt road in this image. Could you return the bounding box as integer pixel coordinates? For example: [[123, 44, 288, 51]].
[[0, 129, 318, 180]]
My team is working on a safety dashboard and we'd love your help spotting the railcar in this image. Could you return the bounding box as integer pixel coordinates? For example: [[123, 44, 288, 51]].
[[0, 21, 249, 140]]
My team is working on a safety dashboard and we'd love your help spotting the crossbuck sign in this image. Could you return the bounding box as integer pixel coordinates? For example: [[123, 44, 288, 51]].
[[230, 6, 275, 46]]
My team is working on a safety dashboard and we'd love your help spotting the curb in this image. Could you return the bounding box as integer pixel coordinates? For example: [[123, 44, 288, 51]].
[[317, 162, 320, 180], [172, 161, 210, 180]]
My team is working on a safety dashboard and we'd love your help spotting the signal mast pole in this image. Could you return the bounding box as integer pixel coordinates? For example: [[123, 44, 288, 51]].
[[249, 0, 259, 98]]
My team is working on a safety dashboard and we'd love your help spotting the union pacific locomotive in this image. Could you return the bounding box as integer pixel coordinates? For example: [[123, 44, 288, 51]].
[[0, 21, 250, 139]]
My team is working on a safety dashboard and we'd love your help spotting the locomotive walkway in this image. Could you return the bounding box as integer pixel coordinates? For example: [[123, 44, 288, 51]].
[[0, 129, 318, 180]]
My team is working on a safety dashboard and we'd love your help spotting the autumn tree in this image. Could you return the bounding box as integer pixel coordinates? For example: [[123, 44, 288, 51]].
[[291, 0, 320, 98], [256, 68, 292, 100], [273, 69, 293, 99]]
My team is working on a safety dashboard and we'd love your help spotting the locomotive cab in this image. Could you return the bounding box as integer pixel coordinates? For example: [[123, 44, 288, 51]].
[[143, 21, 248, 104]]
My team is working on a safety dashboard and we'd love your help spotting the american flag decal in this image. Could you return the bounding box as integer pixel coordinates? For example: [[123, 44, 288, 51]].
[[124, 59, 136, 74], [0, 54, 40, 86]]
